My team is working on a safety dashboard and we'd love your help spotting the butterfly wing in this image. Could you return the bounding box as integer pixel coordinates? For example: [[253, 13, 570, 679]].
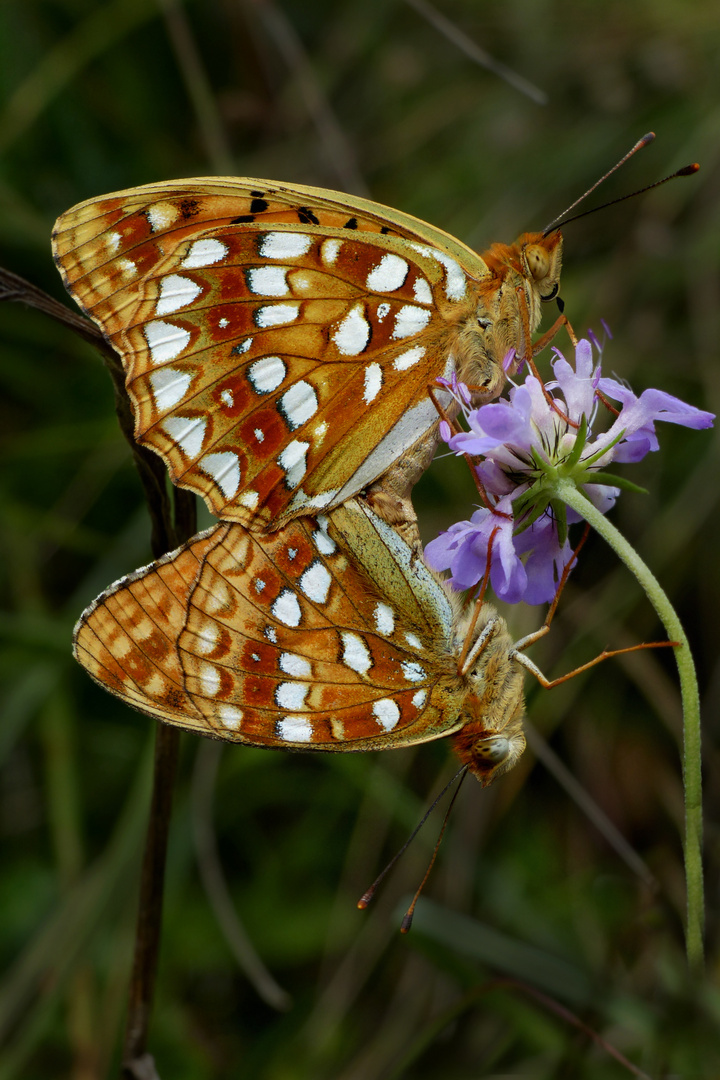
[[53, 178, 492, 529], [73, 502, 470, 750], [73, 526, 219, 732]]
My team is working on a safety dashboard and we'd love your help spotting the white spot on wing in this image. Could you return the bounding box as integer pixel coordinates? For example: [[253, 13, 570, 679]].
[[246, 266, 290, 296], [376, 302, 390, 321], [409, 243, 466, 301], [393, 345, 426, 370], [277, 716, 313, 742], [219, 317, 229, 328], [413, 277, 433, 304], [404, 632, 423, 649], [278, 440, 309, 488], [299, 561, 331, 604], [412, 689, 427, 709], [200, 452, 241, 498], [264, 626, 277, 643], [341, 632, 372, 674], [288, 489, 337, 514], [248, 356, 286, 393], [255, 303, 299, 327], [312, 517, 336, 554], [259, 232, 312, 258], [182, 238, 228, 269], [148, 367, 192, 412], [221, 389, 234, 407], [218, 705, 243, 729], [374, 603, 395, 635], [194, 621, 219, 655], [156, 274, 202, 316], [107, 231, 121, 253], [363, 363, 382, 404], [162, 415, 207, 458], [332, 303, 370, 356], [199, 663, 220, 697], [366, 253, 409, 292], [276, 682, 309, 710], [321, 238, 342, 265], [272, 589, 302, 627], [373, 698, 400, 731], [204, 579, 230, 615], [278, 380, 318, 430], [279, 652, 312, 678], [401, 660, 426, 682], [144, 320, 191, 365], [147, 202, 179, 231], [118, 258, 137, 277], [392, 305, 431, 339], [239, 490, 259, 509]]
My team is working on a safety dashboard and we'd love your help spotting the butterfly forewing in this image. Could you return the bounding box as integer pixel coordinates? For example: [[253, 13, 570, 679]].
[[74, 502, 470, 750], [53, 179, 494, 528]]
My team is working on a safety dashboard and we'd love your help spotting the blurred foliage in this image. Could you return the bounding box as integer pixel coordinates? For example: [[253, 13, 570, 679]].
[[1, 0, 719, 1077]]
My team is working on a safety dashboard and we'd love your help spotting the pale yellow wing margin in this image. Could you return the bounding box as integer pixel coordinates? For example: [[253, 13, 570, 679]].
[[52, 176, 492, 281]]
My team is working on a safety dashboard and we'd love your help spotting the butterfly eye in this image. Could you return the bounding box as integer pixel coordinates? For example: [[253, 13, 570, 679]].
[[524, 243, 551, 282], [477, 316, 492, 331], [474, 735, 510, 764]]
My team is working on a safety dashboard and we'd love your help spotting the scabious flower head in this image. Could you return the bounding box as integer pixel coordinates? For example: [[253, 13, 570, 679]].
[[426, 337, 714, 605]]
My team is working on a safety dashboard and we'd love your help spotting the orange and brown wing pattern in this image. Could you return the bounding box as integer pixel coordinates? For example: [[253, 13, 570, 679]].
[[53, 179, 491, 529], [73, 526, 221, 732], [73, 503, 469, 751]]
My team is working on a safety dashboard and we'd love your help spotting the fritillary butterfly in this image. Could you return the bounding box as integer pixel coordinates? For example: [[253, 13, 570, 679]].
[[74, 498, 527, 785], [52, 177, 562, 530]]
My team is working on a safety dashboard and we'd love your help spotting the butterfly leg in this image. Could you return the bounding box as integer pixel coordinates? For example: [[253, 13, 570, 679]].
[[531, 308, 578, 354], [511, 523, 678, 686], [513, 638, 679, 690]]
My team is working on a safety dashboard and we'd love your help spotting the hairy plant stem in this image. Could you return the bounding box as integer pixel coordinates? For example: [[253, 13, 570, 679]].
[[554, 479, 704, 971]]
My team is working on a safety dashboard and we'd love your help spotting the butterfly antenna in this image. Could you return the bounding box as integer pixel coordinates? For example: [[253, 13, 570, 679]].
[[400, 768, 469, 933], [542, 132, 656, 234], [357, 765, 468, 911], [542, 132, 699, 236], [545, 162, 700, 235]]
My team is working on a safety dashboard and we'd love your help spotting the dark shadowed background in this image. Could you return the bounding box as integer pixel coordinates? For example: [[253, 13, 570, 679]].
[[1, 1, 719, 1076]]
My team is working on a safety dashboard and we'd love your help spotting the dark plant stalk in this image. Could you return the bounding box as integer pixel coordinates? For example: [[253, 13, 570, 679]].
[[0, 266, 196, 1079]]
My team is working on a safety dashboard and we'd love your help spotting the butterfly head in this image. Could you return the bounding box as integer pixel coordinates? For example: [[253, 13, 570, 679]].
[[450, 692, 526, 785], [452, 230, 563, 398], [516, 229, 564, 303]]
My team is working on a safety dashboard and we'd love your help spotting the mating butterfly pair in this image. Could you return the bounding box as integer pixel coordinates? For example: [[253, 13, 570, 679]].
[[53, 177, 562, 782]]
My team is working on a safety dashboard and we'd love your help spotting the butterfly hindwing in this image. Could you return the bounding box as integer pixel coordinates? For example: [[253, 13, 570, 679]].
[[72, 527, 221, 731], [74, 503, 471, 750]]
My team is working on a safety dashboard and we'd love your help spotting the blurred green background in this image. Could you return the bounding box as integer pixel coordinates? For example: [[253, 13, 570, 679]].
[[1, 1, 719, 1077]]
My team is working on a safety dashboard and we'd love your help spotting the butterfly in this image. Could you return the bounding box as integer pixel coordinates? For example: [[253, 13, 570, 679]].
[[52, 177, 563, 531], [73, 497, 528, 785]]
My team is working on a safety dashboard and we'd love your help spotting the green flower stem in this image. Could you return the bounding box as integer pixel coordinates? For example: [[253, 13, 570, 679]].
[[553, 479, 704, 971]]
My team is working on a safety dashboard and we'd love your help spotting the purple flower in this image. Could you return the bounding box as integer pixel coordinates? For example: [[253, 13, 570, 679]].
[[426, 337, 714, 604]]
